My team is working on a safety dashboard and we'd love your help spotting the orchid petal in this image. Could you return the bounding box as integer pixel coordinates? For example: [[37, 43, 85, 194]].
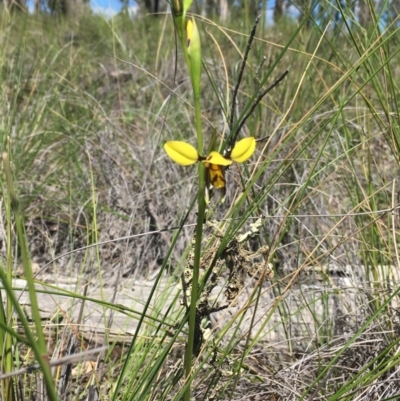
[[164, 141, 199, 166], [186, 18, 193, 47], [205, 151, 232, 166], [230, 137, 256, 163]]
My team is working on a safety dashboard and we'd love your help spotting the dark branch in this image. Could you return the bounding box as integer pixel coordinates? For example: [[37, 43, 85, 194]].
[[233, 69, 289, 142], [229, 14, 261, 133]]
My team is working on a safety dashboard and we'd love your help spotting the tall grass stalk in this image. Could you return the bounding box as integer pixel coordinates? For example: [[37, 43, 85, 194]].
[[2, 151, 57, 401]]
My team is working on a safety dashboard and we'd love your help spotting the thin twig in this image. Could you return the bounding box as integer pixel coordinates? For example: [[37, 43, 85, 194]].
[[229, 14, 261, 133], [0, 346, 109, 380], [256, 135, 270, 142], [232, 70, 289, 144]]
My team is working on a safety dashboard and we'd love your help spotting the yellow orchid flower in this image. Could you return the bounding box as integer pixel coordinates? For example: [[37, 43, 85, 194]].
[[164, 137, 256, 189]]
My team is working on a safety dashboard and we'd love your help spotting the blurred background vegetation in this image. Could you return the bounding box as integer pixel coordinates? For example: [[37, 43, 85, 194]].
[[2, 0, 400, 27]]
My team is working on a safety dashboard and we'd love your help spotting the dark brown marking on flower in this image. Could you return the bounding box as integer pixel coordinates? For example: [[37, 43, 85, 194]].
[[208, 164, 225, 189]]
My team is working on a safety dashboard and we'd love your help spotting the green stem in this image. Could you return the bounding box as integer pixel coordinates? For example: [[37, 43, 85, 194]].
[[4, 166, 14, 400], [183, 70, 204, 401], [183, 174, 205, 399]]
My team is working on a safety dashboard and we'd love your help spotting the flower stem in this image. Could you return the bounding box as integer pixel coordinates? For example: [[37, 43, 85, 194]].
[[183, 63, 205, 401]]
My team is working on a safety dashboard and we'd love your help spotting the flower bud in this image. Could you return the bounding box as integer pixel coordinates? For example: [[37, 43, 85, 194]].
[[186, 17, 201, 95]]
